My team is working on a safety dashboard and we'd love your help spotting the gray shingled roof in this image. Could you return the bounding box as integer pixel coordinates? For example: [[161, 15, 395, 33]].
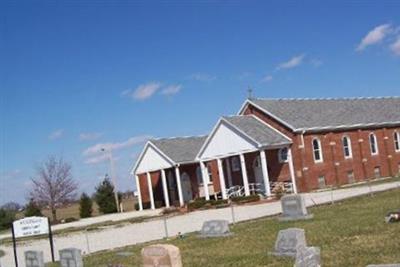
[[223, 115, 291, 146], [150, 135, 207, 164], [249, 97, 400, 131]]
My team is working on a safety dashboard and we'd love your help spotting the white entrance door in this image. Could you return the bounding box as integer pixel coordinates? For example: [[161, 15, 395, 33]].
[[253, 156, 264, 185], [181, 173, 193, 203]]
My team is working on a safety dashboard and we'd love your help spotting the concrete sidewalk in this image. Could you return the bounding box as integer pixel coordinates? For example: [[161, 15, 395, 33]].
[[0, 208, 160, 241], [1, 181, 399, 267]]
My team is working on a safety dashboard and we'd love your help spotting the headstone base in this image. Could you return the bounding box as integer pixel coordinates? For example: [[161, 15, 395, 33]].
[[278, 214, 314, 221]]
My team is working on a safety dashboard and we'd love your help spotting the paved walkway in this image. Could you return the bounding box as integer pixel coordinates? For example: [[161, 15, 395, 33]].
[[0, 208, 160, 240], [1, 181, 399, 267]]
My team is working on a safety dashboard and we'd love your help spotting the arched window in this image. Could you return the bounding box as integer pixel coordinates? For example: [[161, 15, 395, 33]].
[[342, 136, 352, 159], [369, 133, 378, 155], [196, 166, 202, 185], [394, 131, 400, 152], [278, 147, 288, 163], [312, 138, 323, 163]]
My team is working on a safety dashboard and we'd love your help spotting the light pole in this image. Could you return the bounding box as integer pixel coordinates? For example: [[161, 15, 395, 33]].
[[101, 148, 121, 212]]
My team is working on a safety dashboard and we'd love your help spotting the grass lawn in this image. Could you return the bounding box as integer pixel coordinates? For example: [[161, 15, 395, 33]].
[[46, 188, 400, 267]]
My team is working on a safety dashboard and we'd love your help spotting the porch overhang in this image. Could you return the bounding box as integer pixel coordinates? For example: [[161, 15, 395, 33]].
[[196, 115, 292, 161]]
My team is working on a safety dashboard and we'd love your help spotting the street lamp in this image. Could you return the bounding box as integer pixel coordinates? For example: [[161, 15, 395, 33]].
[[101, 147, 121, 212]]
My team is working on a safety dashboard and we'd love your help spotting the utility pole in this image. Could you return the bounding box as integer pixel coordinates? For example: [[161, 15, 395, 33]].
[[101, 148, 121, 212]]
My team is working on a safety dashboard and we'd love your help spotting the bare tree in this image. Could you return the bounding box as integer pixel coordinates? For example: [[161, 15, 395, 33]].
[[29, 156, 78, 221]]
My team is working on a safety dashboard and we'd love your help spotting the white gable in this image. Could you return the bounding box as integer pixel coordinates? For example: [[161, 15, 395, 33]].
[[198, 122, 258, 160], [135, 144, 174, 174]]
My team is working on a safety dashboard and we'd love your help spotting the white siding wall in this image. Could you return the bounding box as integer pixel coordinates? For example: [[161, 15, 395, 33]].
[[199, 122, 257, 160], [135, 145, 173, 174]]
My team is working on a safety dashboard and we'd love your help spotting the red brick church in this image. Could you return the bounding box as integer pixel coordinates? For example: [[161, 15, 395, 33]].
[[131, 97, 400, 210]]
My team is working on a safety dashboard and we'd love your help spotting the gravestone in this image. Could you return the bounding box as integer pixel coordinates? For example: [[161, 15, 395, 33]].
[[24, 250, 44, 267], [270, 228, 307, 258], [59, 248, 83, 267], [294, 245, 321, 267], [279, 194, 313, 221], [200, 220, 232, 238], [141, 244, 182, 267]]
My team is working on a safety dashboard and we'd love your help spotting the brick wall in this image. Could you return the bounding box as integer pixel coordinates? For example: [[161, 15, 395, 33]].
[[243, 102, 400, 192]]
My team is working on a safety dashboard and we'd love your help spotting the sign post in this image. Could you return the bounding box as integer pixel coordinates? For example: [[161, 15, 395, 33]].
[[11, 223, 18, 267], [11, 216, 55, 266]]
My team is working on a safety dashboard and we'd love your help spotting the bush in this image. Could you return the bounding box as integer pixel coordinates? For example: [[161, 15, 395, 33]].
[[161, 207, 179, 215], [0, 208, 15, 230], [188, 198, 229, 211], [155, 201, 163, 209], [188, 198, 207, 210], [79, 193, 93, 218], [231, 195, 260, 204], [94, 178, 118, 214], [24, 199, 43, 217]]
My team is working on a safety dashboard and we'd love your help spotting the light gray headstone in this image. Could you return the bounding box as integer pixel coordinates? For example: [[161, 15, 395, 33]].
[[59, 248, 83, 267], [141, 244, 182, 267], [200, 220, 232, 237], [279, 194, 313, 221], [271, 228, 307, 258], [294, 245, 321, 267], [24, 250, 44, 267]]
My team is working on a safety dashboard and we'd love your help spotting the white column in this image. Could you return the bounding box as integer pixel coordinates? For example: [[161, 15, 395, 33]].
[[288, 148, 298, 194], [200, 161, 210, 200], [175, 166, 184, 206], [146, 172, 155, 210], [217, 158, 227, 199], [225, 158, 233, 188], [260, 150, 271, 197], [135, 174, 143, 211], [161, 169, 170, 208], [240, 154, 250, 196]]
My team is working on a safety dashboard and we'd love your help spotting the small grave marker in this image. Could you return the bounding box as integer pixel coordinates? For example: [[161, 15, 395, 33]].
[[142, 244, 182, 267], [59, 248, 83, 267], [24, 250, 44, 267], [200, 220, 232, 238], [294, 245, 321, 267], [279, 194, 313, 221], [270, 228, 307, 258]]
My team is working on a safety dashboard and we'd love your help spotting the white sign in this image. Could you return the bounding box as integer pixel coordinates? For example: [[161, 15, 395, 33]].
[[13, 217, 49, 238]]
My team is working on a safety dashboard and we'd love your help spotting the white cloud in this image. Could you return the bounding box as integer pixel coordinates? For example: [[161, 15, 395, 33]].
[[48, 129, 64, 140], [121, 82, 162, 101], [261, 75, 273, 83], [79, 132, 103, 141], [84, 154, 109, 165], [356, 24, 392, 51], [189, 73, 216, 82], [276, 54, 305, 70], [390, 37, 400, 56], [83, 135, 151, 158], [161, 84, 182, 96], [311, 59, 323, 67]]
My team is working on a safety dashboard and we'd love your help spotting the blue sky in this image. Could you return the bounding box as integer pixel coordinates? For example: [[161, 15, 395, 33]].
[[1, 1, 400, 205]]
